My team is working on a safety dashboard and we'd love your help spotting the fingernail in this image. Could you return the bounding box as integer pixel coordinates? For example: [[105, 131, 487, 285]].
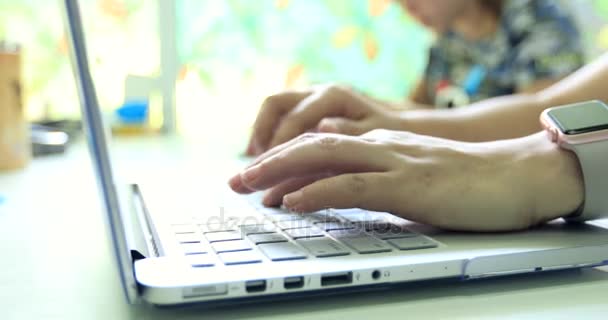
[[245, 142, 254, 156], [319, 122, 337, 132], [243, 165, 261, 182], [228, 175, 242, 190], [283, 190, 303, 207], [253, 139, 263, 155], [262, 193, 276, 207]]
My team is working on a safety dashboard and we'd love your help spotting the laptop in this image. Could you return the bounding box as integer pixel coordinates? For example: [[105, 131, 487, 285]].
[[63, 0, 608, 307]]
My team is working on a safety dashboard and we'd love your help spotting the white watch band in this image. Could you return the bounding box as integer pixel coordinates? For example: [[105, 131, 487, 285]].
[[565, 140, 608, 221]]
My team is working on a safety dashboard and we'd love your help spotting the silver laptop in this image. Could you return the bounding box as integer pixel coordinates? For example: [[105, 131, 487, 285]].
[[63, 0, 608, 307]]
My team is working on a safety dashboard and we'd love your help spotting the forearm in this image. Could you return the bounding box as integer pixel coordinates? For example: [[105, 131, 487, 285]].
[[384, 100, 434, 111], [357, 90, 432, 111], [398, 93, 550, 141], [360, 78, 435, 111], [397, 52, 608, 142]]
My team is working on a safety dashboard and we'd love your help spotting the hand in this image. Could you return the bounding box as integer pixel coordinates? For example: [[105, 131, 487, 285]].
[[230, 130, 583, 232], [246, 84, 402, 156]]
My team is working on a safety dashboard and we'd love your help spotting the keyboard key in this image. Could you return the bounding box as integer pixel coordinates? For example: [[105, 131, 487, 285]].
[[297, 238, 351, 257], [248, 233, 289, 244], [172, 224, 197, 234], [181, 242, 209, 255], [256, 206, 288, 216], [284, 227, 325, 239], [201, 223, 236, 233], [266, 213, 304, 222], [338, 236, 393, 254], [327, 229, 366, 239], [314, 222, 356, 231], [240, 224, 276, 235], [359, 221, 395, 230], [306, 212, 341, 223], [332, 209, 392, 222], [369, 230, 415, 240], [327, 208, 363, 215], [204, 231, 243, 243], [219, 250, 263, 265], [186, 253, 216, 268], [199, 216, 241, 228], [387, 237, 438, 250], [211, 240, 252, 253], [175, 233, 203, 244], [276, 219, 312, 230], [363, 223, 416, 240], [258, 242, 308, 261]]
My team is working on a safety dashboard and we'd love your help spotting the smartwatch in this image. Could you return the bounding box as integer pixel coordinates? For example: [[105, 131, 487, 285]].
[[540, 100, 608, 221]]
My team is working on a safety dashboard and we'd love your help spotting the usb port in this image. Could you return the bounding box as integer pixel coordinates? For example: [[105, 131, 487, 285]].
[[284, 276, 304, 289], [321, 272, 353, 286], [245, 280, 267, 293]]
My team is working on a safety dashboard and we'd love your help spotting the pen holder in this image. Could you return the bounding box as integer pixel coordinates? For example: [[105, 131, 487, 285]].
[[0, 44, 30, 170]]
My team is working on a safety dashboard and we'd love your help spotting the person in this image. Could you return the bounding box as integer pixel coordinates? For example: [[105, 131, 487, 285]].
[[394, 0, 583, 109], [245, 0, 585, 156], [246, 53, 608, 152], [230, 52, 608, 232]]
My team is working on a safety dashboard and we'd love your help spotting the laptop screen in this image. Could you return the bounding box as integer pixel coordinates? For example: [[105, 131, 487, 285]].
[[63, 0, 139, 304]]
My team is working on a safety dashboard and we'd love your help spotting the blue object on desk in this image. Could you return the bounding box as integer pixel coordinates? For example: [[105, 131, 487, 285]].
[[0, 195, 5, 205], [116, 100, 148, 124]]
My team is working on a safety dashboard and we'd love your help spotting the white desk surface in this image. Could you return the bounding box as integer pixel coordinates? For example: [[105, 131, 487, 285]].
[[2, 136, 608, 320]]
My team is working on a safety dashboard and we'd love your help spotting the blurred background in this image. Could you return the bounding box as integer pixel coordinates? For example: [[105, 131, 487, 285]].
[[1, 0, 608, 154]]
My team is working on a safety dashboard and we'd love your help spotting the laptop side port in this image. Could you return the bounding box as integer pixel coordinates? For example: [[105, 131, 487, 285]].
[[284, 276, 305, 289], [372, 270, 381, 280], [321, 272, 353, 286], [245, 280, 267, 293]]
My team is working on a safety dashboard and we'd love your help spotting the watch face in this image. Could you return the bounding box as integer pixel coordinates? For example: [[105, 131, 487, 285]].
[[548, 101, 608, 135]]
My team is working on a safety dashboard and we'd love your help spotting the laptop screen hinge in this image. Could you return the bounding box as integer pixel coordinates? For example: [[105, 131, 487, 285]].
[[129, 184, 162, 258]]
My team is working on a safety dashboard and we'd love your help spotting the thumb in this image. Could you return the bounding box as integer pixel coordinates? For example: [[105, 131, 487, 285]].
[[317, 117, 368, 136]]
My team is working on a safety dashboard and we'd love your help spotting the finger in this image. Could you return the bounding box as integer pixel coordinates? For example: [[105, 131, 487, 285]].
[[267, 88, 355, 149], [228, 174, 256, 194], [244, 132, 320, 171], [239, 135, 393, 191], [282, 172, 388, 213], [261, 175, 327, 207], [251, 113, 372, 167], [245, 139, 256, 156], [249, 91, 311, 155], [317, 117, 369, 136]]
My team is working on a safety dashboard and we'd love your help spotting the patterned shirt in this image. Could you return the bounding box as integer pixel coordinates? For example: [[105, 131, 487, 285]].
[[425, 0, 584, 108]]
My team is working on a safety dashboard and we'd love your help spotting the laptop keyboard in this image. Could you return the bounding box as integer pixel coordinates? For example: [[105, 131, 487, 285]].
[[172, 207, 439, 268]]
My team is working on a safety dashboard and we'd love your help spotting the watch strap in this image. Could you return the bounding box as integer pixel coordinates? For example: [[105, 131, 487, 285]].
[[565, 140, 608, 221]]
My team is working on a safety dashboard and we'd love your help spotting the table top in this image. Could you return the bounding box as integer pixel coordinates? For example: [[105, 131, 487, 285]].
[[2, 136, 608, 320]]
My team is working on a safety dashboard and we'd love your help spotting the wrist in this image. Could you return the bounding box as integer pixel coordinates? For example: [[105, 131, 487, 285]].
[[394, 110, 419, 132], [395, 109, 441, 137], [510, 132, 584, 223]]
